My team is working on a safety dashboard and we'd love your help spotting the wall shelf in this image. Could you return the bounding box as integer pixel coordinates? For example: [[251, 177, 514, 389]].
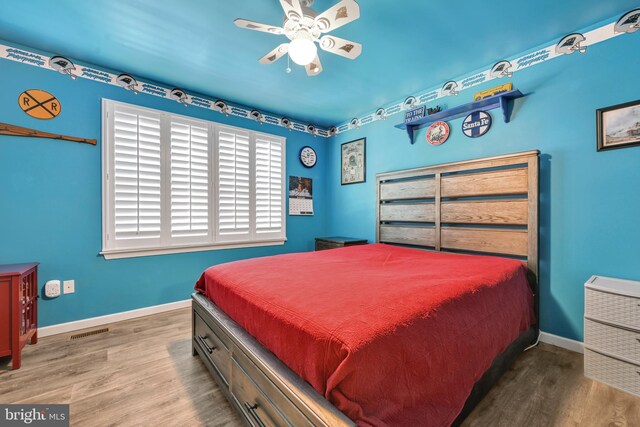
[[395, 90, 526, 143]]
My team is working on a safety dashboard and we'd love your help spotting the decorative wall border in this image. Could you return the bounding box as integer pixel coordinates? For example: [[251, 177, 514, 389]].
[[331, 9, 639, 137], [0, 42, 330, 138], [1, 8, 638, 139]]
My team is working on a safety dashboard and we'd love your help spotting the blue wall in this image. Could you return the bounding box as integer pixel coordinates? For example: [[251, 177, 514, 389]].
[[327, 33, 640, 342], [2, 31, 639, 341], [0, 53, 328, 327]]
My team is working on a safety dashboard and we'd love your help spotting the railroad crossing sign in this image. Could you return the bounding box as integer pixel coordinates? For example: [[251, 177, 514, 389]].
[[18, 89, 62, 120]]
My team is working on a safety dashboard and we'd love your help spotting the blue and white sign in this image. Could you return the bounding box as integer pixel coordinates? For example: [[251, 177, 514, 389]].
[[462, 111, 492, 138], [404, 106, 426, 123]]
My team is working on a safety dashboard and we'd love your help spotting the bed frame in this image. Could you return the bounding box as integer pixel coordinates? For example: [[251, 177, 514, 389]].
[[192, 150, 539, 427]]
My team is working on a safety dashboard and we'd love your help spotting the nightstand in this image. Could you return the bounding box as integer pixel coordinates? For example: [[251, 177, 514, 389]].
[[584, 275, 640, 397], [315, 236, 368, 251]]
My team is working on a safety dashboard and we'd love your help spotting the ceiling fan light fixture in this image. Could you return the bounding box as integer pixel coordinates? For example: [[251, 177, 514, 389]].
[[236, 0, 361, 76], [289, 32, 317, 66]]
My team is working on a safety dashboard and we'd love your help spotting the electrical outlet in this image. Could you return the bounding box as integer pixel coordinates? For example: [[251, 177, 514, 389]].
[[45, 280, 61, 298], [63, 280, 75, 294]]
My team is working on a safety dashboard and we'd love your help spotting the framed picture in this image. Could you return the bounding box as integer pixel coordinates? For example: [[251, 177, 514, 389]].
[[596, 99, 640, 151], [341, 138, 366, 185]]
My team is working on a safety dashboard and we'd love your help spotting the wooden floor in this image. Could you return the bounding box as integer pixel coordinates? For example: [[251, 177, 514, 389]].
[[1, 309, 639, 427]]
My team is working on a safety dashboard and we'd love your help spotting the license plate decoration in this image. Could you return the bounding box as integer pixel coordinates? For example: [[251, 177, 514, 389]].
[[426, 121, 450, 145], [462, 111, 492, 138]]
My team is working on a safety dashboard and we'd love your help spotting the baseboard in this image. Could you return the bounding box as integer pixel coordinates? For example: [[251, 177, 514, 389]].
[[539, 331, 584, 354], [38, 302, 587, 354], [38, 299, 191, 338]]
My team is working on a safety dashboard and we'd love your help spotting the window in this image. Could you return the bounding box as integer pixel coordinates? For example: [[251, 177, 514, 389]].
[[101, 100, 286, 259]]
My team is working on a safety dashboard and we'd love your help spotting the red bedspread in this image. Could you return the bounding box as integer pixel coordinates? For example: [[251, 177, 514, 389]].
[[195, 244, 535, 427]]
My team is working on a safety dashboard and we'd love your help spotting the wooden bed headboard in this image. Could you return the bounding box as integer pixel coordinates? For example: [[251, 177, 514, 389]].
[[376, 150, 539, 279]]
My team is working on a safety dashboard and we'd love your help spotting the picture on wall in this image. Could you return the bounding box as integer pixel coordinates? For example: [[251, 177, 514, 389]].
[[341, 138, 366, 185], [597, 99, 640, 151]]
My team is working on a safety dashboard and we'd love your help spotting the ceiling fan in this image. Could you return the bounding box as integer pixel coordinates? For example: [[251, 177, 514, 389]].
[[234, 0, 361, 76]]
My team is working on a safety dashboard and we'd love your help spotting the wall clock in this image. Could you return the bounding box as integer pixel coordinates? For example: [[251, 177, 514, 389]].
[[426, 121, 450, 145], [299, 146, 317, 168]]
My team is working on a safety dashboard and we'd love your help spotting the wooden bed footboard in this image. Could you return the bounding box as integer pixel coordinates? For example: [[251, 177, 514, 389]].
[[192, 292, 355, 427]]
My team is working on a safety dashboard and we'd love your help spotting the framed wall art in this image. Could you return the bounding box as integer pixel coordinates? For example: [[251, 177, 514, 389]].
[[341, 138, 366, 185], [596, 99, 640, 151]]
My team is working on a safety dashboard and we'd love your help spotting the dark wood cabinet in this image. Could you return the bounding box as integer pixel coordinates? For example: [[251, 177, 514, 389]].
[[0, 263, 38, 369], [315, 237, 368, 251]]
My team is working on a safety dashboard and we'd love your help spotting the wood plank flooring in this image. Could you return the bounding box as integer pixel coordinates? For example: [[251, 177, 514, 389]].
[[1, 308, 639, 426]]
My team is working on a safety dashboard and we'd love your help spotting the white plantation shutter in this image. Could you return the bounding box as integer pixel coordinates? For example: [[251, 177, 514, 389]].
[[102, 99, 286, 258], [217, 127, 251, 239], [255, 134, 284, 237], [111, 108, 162, 245], [170, 120, 209, 240]]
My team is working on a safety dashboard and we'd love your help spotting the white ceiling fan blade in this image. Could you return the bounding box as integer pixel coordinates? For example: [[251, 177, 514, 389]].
[[305, 55, 323, 76], [279, 0, 304, 23], [319, 35, 362, 59], [234, 19, 284, 35], [259, 43, 290, 64], [314, 0, 360, 33]]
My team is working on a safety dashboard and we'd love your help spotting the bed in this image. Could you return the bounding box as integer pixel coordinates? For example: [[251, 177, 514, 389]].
[[192, 150, 539, 427]]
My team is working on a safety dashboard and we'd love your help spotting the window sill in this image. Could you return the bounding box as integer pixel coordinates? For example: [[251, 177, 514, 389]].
[[101, 238, 287, 260]]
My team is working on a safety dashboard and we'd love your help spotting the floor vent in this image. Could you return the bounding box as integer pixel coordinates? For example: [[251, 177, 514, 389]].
[[69, 328, 110, 340]]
